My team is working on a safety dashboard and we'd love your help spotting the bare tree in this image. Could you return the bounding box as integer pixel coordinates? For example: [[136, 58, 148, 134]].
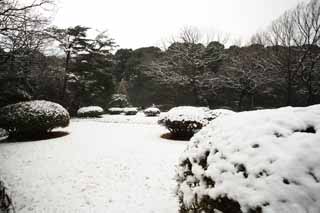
[[179, 26, 202, 44], [293, 0, 320, 104], [209, 46, 282, 110], [204, 31, 230, 46], [0, 0, 53, 34], [258, 9, 299, 105]]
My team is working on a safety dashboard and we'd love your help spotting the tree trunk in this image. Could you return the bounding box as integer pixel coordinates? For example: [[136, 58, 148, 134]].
[[286, 48, 293, 106], [307, 72, 314, 105], [286, 79, 292, 106], [190, 78, 199, 106], [237, 90, 245, 111], [60, 50, 70, 100], [250, 94, 255, 109]]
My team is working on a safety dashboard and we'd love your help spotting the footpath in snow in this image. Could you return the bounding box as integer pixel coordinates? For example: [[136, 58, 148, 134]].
[[0, 115, 186, 212]]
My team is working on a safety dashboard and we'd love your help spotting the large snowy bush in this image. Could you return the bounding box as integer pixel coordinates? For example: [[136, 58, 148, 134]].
[[144, 107, 160, 117], [108, 94, 130, 108], [0, 100, 70, 137], [159, 106, 233, 139], [124, 107, 138, 115], [77, 106, 104, 118], [176, 105, 320, 213]]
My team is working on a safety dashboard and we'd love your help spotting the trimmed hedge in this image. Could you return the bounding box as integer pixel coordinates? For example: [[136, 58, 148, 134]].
[[159, 107, 235, 139], [108, 107, 124, 115], [123, 107, 138, 115], [144, 107, 160, 117], [158, 107, 210, 139], [0, 100, 70, 137], [77, 106, 104, 118]]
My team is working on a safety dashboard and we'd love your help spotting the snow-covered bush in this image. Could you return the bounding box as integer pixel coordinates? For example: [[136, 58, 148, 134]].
[[0, 180, 14, 212], [158, 106, 211, 139], [0, 100, 70, 137], [124, 107, 138, 115], [77, 106, 104, 118], [0, 128, 7, 138], [176, 105, 320, 213], [144, 107, 160, 117], [205, 109, 235, 121], [108, 107, 124, 115], [108, 94, 130, 108]]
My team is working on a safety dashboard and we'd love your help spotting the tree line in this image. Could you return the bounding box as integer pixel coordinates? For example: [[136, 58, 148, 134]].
[[0, 0, 319, 114]]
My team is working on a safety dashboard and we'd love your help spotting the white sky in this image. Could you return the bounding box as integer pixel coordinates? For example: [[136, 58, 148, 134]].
[[52, 0, 306, 49]]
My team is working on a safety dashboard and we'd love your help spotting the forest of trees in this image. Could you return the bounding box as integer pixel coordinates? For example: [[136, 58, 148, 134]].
[[0, 0, 320, 114]]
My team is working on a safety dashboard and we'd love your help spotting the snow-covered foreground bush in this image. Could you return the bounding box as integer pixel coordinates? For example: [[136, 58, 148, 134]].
[[0, 100, 70, 137], [77, 106, 104, 117], [124, 107, 138, 115], [176, 105, 320, 213], [144, 107, 160, 117], [108, 107, 124, 115], [159, 107, 233, 139]]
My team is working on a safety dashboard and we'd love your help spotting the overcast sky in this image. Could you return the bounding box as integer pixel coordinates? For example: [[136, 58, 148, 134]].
[[52, 0, 306, 49]]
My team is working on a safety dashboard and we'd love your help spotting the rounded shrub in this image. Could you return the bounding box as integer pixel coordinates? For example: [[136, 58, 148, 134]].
[[158, 106, 210, 140], [0, 128, 7, 138], [176, 105, 320, 213], [108, 107, 124, 115], [144, 107, 160, 117], [123, 107, 138, 115], [0, 100, 70, 137], [77, 106, 104, 118]]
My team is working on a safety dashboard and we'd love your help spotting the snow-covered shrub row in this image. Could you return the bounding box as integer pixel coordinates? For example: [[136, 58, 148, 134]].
[[77, 106, 104, 118], [108, 94, 130, 108], [176, 105, 320, 213], [159, 106, 231, 139], [108, 107, 124, 115], [144, 107, 160, 117], [124, 107, 138, 115], [0, 100, 70, 137]]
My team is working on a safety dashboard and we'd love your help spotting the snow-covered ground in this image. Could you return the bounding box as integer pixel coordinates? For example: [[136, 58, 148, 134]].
[[0, 114, 186, 212], [74, 112, 160, 125]]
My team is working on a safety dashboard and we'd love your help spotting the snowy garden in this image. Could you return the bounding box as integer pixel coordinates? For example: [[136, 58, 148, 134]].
[[1, 0, 320, 212], [0, 100, 320, 213]]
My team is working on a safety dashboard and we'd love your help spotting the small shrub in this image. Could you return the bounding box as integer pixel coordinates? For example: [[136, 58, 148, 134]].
[[0, 180, 14, 213], [77, 106, 104, 118], [108, 94, 130, 108], [108, 107, 124, 115], [0, 100, 70, 137], [176, 105, 320, 213], [123, 107, 138, 115], [144, 107, 160, 117], [0, 129, 7, 138], [158, 106, 210, 140]]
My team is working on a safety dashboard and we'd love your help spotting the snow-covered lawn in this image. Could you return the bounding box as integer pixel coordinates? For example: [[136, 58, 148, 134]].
[[0, 114, 186, 212]]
